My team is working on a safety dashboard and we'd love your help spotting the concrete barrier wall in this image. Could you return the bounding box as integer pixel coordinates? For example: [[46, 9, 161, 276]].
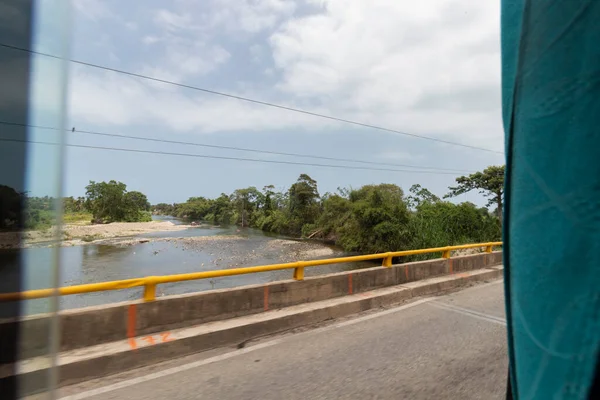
[[4, 252, 502, 359]]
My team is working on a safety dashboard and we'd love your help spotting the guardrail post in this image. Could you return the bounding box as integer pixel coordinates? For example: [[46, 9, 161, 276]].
[[442, 248, 451, 259], [382, 253, 393, 267], [143, 278, 157, 301], [293, 262, 305, 280], [485, 245, 493, 253]]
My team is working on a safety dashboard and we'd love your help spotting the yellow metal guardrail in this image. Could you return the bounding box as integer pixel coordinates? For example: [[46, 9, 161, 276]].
[[0, 242, 502, 303]]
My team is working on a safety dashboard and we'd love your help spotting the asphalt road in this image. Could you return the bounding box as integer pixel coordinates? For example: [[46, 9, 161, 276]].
[[57, 279, 508, 400]]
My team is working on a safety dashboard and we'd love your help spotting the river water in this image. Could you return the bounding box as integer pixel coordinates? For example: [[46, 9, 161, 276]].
[[0, 217, 375, 315]]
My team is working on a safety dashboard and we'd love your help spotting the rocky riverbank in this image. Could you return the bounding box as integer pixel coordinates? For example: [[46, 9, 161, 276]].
[[0, 222, 339, 266]]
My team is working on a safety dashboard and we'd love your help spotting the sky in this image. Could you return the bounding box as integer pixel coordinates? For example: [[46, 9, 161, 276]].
[[16, 0, 505, 205]]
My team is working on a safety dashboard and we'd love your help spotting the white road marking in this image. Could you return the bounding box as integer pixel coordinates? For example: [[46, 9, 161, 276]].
[[333, 297, 434, 328], [429, 301, 506, 326], [59, 297, 434, 400]]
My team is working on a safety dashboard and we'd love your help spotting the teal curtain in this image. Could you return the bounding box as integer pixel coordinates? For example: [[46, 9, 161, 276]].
[[502, 0, 600, 398]]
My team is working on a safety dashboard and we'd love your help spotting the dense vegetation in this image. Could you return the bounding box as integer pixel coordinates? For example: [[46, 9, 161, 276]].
[[2, 166, 504, 255], [154, 166, 504, 254], [0, 180, 152, 231], [0, 187, 57, 230], [84, 181, 151, 223], [445, 165, 504, 221]]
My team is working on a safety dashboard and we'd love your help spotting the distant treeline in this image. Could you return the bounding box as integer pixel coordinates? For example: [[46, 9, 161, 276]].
[[153, 166, 504, 255], [2, 164, 504, 255], [0, 180, 152, 231]]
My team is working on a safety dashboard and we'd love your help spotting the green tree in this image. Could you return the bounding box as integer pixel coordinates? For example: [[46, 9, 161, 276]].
[[176, 197, 210, 220], [85, 180, 151, 223], [316, 193, 352, 241], [445, 165, 505, 220], [262, 185, 276, 213], [153, 203, 175, 215], [288, 174, 320, 233], [125, 191, 150, 212], [407, 184, 440, 209], [338, 184, 411, 253], [408, 200, 500, 254], [159, 175, 502, 257], [85, 180, 127, 223], [232, 187, 262, 227], [206, 194, 234, 225], [64, 197, 77, 213], [0, 185, 23, 230]]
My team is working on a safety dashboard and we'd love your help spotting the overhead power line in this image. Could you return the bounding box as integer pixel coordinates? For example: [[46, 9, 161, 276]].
[[0, 121, 472, 173], [0, 42, 504, 154], [0, 137, 464, 175]]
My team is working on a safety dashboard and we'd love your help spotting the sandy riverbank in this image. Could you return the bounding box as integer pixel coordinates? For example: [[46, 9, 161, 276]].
[[0, 221, 192, 249], [65, 220, 190, 239]]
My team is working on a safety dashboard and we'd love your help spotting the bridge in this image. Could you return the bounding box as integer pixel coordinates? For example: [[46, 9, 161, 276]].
[[0, 242, 505, 399]]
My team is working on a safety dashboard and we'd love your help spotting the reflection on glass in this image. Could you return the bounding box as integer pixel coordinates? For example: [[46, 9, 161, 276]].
[[0, 0, 71, 397]]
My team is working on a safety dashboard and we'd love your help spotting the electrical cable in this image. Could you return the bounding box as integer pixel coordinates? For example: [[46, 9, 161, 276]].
[[0, 42, 504, 154]]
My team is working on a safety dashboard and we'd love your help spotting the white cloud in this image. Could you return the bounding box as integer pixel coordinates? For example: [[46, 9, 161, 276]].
[[134, 9, 231, 84], [137, 43, 230, 83], [68, 66, 343, 133], [222, 0, 297, 33], [154, 9, 199, 32], [67, 0, 504, 152], [191, 0, 297, 34], [173, 46, 230, 76], [269, 0, 502, 148], [378, 151, 423, 162], [250, 44, 264, 63], [72, 0, 113, 21], [142, 36, 160, 45]]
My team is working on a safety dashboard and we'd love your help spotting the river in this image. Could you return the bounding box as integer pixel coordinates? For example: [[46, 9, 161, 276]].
[[0, 217, 376, 315]]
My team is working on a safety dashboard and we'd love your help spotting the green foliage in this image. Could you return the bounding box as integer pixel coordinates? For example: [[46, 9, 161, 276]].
[[126, 191, 151, 212], [63, 196, 86, 213], [253, 209, 289, 233], [62, 212, 93, 224], [24, 208, 53, 230], [288, 174, 320, 226], [336, 184, 411, 253], [2, 181, 153, 230], [153, 203, 176, 215], [85, 180, 152, 223], [445, 165, 505, 220], [4, 164, 504, 256], [408, 201, 500, 257], [174, 197, 211, 220], [210, 194, 235, 225], [317, 193, 353, 239], [172, 193, 236, 226], [232, 187, 263, 227], [0, 184, 24, 230], [407, 184, 440, 209], [142, 168, 504, 255]]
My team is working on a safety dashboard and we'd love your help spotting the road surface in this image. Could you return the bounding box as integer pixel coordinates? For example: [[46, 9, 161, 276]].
[[55, 279, 508, 400]]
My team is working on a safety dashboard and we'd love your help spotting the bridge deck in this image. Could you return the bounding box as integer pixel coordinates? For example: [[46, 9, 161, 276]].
[[45, 279, 507, 400]]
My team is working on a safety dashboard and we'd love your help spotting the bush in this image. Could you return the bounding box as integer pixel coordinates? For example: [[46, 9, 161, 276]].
[[63, 212, 93, 224], [24, 209, 53, 231]]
